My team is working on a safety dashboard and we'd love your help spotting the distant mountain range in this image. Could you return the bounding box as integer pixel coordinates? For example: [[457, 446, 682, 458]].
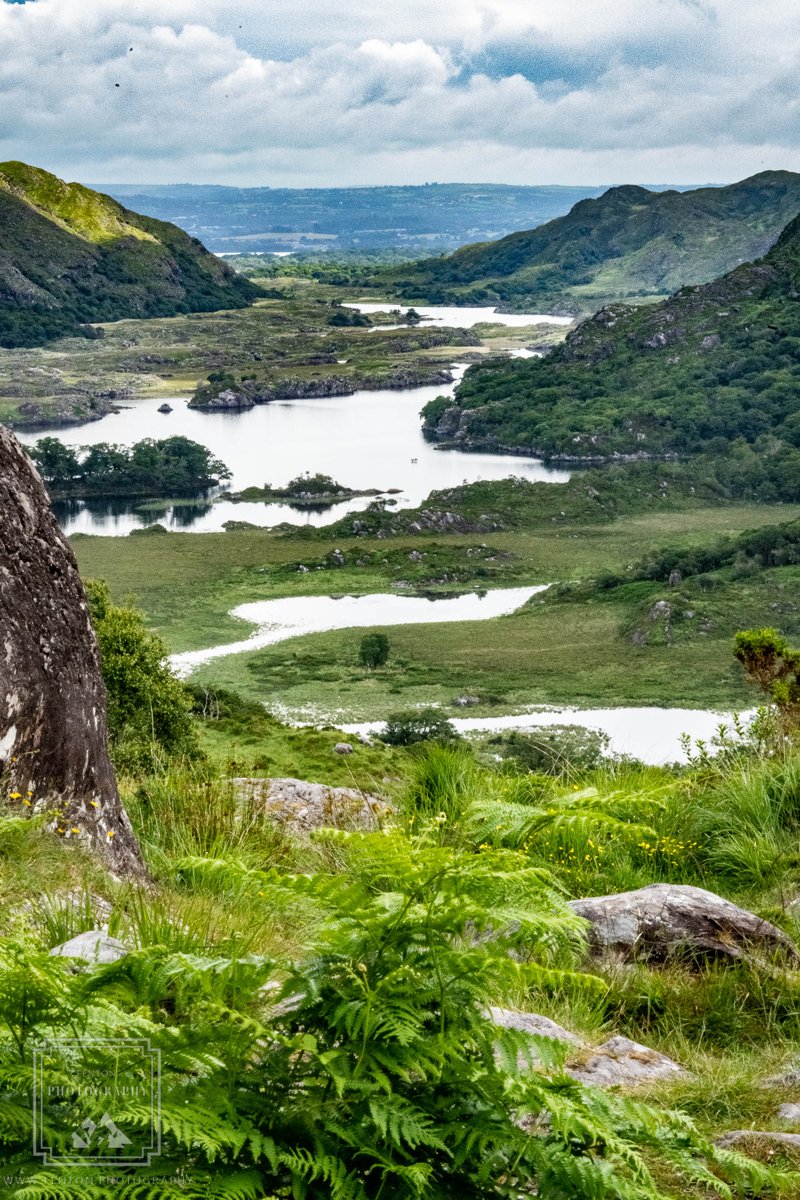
[[423, 204, 800, 496], [0, 162, 258, 347], [98, 182, 620, 254], [388, 171, 800, 314]]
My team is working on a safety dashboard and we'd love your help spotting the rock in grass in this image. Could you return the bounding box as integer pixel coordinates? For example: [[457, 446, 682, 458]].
[[487, 1010, 689, 1088], [569, 884, 800, 966], [566, 1036, 690, 1088], [0, 426, 144, 877], [717, 1130, 800, 1151], [50, 930, 128, 965], [779, 1104, 800, 1123], [488, 1007, 582, 1046], [231, 777, 391, 832], [334, 742, 354, 755]]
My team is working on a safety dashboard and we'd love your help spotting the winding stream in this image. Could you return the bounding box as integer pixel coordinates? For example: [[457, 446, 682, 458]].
[[170, 586, 549, 674], [170, 585, 743, 764]]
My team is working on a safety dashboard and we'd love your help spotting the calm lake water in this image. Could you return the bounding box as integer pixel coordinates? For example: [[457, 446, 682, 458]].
[[18, 304, 572, 536], [345, 303, 574, 330], [340, 708, 746, 767], [170, 586, 549, 674]]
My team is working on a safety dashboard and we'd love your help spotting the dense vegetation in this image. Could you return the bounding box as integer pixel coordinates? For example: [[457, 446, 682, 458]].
[[384, 171, 800, 313], [7, 622, 800, 1195], [30, 436, 229, 498], [423, 211, 800, 487], [0, 162, 258, 347]]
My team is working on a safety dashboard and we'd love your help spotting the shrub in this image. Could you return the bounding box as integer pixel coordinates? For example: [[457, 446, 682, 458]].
[[380, 707, 460, 746], [86, 580, 200, 771]]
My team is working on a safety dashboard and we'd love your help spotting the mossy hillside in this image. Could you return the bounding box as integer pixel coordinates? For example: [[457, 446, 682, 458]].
[[428, 210, 800, 468], [0, 161, 259, 348], [378, 170, 800, 314]]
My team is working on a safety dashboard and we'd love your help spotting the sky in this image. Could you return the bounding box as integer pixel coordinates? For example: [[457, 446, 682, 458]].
[[0, 0, 798, 187]]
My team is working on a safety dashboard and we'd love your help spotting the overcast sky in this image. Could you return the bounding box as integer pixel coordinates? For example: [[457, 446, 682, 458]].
[[1, 0, 798, 187]]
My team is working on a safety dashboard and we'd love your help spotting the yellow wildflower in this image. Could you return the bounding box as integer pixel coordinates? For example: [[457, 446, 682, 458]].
[[106, 830, 115, 839]]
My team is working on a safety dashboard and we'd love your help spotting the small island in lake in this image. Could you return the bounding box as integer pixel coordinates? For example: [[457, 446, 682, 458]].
[[228, 472, 389, 507]]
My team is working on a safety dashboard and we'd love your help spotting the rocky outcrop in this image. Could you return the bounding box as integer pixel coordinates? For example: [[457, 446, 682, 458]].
[[231, 777, 392, 833], [569, 884, 799, 965], [190, 387, 255, 412], [0, 426, 144, 877]]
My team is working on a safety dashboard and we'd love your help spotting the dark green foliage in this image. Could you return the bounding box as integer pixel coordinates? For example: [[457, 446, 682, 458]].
[[384, 171, 800, 313], [598, 518, 800, 589], [492, 726, 611, 776], [424, 211, 800, 489], [380, 707, 460, 746], [734, 627, 800, 724], [86, 580, 199, 770], [0, 161, 258, 348], [358, 632, 390, 669], [328, 307, 372, 326], [30, 435, 229, 498]]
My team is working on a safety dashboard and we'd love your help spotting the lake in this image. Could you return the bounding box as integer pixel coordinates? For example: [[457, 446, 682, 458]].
[[18, 305, 572, 536], [168, 585, 745, 765]]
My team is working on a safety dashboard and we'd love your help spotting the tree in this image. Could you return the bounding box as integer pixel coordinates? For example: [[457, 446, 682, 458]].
[[28, 437, 81, 490], [359, 632, 390, 670], [86, 580, 199, 770]]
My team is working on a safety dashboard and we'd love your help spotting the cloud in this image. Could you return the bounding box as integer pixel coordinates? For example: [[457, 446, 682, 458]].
[[0, 0, 798, 184]]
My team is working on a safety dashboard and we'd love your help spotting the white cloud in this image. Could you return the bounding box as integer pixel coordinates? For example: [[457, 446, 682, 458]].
[[0, 0, 798, 184]]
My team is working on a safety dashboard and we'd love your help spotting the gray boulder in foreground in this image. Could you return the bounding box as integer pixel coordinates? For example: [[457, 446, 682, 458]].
[[50, 930, 129, 965], [0, 426, 144, 877], [569, 883, 799, 965]]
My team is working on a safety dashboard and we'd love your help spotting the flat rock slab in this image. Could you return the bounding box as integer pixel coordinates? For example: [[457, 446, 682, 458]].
[[231, 777, 392, 832], [50, 930, 129, 965], [487, 1010, 689, 1088], [569, 883, 799, 965], [566, 1036, 690, 1088], [717, 1130, 800, 1151]]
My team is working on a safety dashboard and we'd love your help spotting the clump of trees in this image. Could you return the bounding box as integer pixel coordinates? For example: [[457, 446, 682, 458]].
[[30, 435, 230, 498]]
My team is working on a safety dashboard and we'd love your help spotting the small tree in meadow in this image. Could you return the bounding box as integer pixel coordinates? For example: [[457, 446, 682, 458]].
[[359, 632, 390, 670]]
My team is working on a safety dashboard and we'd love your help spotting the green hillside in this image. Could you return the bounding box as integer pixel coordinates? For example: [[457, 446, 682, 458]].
[[422, 209, 800, 495], [386, 171, 800, 314], [0, 161, 259, 347]]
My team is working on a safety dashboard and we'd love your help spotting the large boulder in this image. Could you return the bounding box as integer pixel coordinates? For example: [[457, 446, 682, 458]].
[[0, 426, 143, 877], [569, 884, 799, 965], [231, 776, 392, 833]]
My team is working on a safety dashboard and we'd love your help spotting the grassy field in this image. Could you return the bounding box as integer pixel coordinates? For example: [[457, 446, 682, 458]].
[[74, 502, 800, 719]]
